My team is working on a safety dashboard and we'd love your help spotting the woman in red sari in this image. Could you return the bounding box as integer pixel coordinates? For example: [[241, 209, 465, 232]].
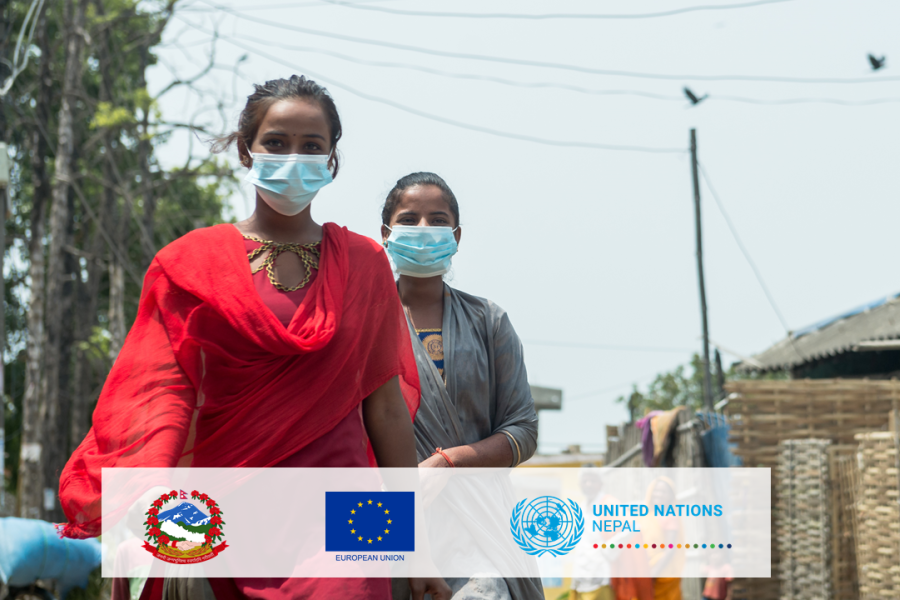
[[58, 75, 450, 600]]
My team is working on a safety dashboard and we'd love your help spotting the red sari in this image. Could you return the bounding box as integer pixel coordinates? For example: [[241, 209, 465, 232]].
[[58, 223, 419, 543]]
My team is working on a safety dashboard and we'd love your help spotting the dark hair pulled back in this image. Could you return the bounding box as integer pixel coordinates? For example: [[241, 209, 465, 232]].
[[213, 74, 342, 177], [381, 172, 460, 227]]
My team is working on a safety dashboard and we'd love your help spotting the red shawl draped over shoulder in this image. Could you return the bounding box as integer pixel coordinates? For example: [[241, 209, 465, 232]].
[[58, 223, 419, 539]]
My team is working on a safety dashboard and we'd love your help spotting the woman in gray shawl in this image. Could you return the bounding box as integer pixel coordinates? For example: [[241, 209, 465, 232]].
[[381, 172, 543, 600]]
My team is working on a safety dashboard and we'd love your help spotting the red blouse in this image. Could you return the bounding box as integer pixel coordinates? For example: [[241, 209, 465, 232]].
[[231, 237, 384, 600]]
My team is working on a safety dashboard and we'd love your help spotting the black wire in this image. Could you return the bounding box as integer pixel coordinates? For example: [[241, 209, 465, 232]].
[[228, 32, 900, 107], [196, 1, 900, 85], [181, 0, 397, 10], [565, 369, 673, 402], [698, 163, 791, 333], [319, 0, 796, 20], [525, 340, 695, 353], [176, 16, 688, 154], [714, 95, 900, 106], [230, 33, 684, 101]]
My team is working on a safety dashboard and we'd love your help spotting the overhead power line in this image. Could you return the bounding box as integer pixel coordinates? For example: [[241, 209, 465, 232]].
[[565, 367, 681, 402], [180, 0, 396, 10], [232, 34, 684, 101], [698, 163, 791, 333], [319, 0, 796, 20], [525, 340, 695, 353], [715, 95, 900, 106], [198, 2, 900, 86], [228, 33, 900, 107], [177, 16, 687, 154]]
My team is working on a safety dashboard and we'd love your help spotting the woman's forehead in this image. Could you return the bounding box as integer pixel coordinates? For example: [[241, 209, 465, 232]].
[[260, 99, 328, 130], [395, 185, 450, 211]]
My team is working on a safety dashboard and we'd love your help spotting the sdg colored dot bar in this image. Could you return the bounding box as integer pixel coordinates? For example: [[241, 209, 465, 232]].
[[592, 543, 734, 550]]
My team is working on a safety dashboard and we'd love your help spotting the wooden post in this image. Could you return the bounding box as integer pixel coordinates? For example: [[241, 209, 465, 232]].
[[691, 129, 714, 411], [714, 348, 726, 401]]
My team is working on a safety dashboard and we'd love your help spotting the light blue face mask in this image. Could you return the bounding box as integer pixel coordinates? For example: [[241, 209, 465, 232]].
[[385, 225, 459, 278], [245, 152, 333, 216]]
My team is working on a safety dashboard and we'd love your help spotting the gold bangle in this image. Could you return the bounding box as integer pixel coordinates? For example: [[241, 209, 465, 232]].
[[502, 431, 522, 467]]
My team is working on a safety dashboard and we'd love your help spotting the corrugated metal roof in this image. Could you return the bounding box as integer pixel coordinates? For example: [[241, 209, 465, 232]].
[[746, 292, 900, 371]]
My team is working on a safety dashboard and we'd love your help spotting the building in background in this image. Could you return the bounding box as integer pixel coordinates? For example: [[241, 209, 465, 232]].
[[740, 291, 900, 379]]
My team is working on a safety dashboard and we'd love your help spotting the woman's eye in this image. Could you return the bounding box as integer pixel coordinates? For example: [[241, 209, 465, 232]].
[[304, 142, 322, 151], [263, 139, 283, 148]]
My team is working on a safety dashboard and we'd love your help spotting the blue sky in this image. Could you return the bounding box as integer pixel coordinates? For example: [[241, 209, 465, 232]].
[[151, 0, 900, 453]]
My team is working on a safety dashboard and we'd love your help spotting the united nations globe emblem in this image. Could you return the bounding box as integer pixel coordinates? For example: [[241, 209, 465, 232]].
[[510, 496, 584, 557]]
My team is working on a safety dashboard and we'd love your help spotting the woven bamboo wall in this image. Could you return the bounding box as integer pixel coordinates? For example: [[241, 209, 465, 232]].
[[724, 379, 900, 600], [854, 431, 900, 600], [724, 379, 900, 469], [776, 439, 833, 600], [830, 447, 860, 600]]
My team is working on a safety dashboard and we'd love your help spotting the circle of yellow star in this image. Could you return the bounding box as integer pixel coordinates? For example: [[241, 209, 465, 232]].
[[385, 509, 390, 514], [348, 519, 353, 524], [387, 519, 392, 524], [351, 509, 356, 514], [385, 529, 390, 534], [351, 529, 356, 534], [377, 502, 382, 507], [358, 536, 363, 541], [358, 502, 363, 507], [368, 539, 373, 544], [368, 500, 373, 505], [378, 536, 382, 541]]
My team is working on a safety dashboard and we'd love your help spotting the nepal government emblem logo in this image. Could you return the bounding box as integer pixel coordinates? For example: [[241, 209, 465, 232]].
[[510, 496, 584, 557], [143, 489, 229, 564]]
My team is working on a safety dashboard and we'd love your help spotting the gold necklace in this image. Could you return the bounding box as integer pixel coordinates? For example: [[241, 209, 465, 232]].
[[243, 234, 321, 292]]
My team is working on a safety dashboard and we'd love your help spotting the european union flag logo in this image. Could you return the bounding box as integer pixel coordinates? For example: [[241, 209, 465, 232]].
[[325, 492, 415, 552]]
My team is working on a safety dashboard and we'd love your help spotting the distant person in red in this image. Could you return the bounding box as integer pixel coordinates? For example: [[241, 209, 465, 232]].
[[640, 477, 684, 600], [701, 550, 733, 600], [57, 75, 449, 600], [593, 480, 652, 600]]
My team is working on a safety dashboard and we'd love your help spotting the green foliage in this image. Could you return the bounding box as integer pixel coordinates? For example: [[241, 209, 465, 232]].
[[616, 353, 787, 419], [76, 327, 112, 363], [1, 0, 237, 505], [90, 101, 135, 129], [65, 566, 108, 600], [616, 354, 708, 418]]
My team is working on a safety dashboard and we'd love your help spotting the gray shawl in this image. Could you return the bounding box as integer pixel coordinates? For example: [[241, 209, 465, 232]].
[[408, 285, 538, 466], [406, 285, 543, 600]]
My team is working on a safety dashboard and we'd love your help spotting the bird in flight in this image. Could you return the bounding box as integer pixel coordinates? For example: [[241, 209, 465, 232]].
[[868, 54, 886, 71], [683, 87, 708, 106]]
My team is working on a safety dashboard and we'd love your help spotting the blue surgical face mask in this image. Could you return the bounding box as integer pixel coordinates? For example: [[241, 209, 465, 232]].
[[384, 225, 459, 278], [245, 152, 333, 216]]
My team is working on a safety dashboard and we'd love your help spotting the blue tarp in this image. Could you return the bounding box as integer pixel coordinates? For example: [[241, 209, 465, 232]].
[[0, 518, 101, 598], [697, 411, 742, 468], [791, 292, 900, 340]]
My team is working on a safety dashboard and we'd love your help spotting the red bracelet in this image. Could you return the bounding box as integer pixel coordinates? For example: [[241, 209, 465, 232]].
[[432, 447, 455, 468]]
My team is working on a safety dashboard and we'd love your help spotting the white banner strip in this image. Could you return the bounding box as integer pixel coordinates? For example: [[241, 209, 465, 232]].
[[101, 467, 770, 578]]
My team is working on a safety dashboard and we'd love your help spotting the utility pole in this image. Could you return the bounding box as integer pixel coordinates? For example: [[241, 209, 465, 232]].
[[691, 129, 714, 412]]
